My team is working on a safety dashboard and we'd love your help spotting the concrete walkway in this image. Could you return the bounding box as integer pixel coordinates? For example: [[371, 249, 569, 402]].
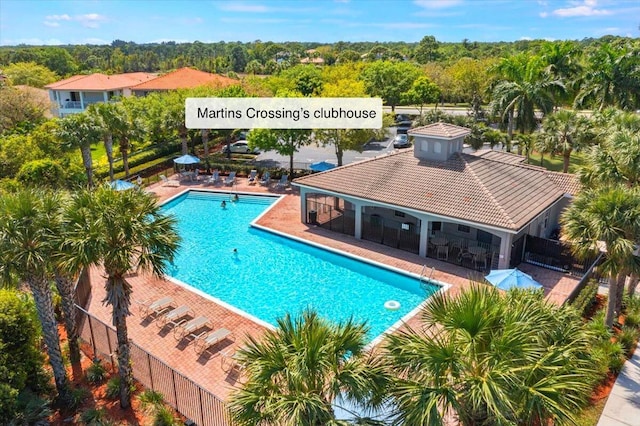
[[598, 342, 640, 426]]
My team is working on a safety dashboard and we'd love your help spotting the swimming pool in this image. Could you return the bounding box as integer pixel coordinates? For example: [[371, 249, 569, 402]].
[[161, 190, 441, 342]]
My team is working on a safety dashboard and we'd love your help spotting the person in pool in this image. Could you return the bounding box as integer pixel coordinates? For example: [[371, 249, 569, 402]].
[[232, 194, 239, 202], [221, 200, 227, 209]]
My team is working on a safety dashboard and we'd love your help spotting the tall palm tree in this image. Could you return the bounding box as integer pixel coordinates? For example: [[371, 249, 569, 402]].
[[110, 100, 143, 178], [540, 109, 593, 173], [56, 112, 102, 187], [87, 102, 119, 182], [540, 40, 583, 109], [385, 285, 597, 425], [0, 189, 70, 401], [228, 309, 390, 425], [561, 186, 640, 327], [490, 53, 563, 141], [63, 186, 180, 408]]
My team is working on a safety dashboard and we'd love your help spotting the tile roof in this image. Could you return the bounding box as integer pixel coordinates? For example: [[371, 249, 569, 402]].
[[293, 150, 576, 231], [130, 67, 238, 91], [409, 122, 471, 139], [476, 150, 527, 165], [45, 72, 156, 90]]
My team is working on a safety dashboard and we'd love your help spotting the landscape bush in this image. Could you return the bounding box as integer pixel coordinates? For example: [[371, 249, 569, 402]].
[[571, 280, 599, 317], [85, 360, 107, 384]]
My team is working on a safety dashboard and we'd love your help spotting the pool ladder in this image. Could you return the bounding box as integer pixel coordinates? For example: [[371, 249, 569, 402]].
[[420, 265, 435, 292]]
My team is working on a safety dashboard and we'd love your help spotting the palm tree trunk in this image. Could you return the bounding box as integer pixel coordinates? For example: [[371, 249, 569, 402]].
[[615, 273, 626, 319], [507, 109, 514, 146], [289, 153, 295, 180], [628, 273, 639, 297], [335, 141, 344, 167], [80, 145, 93, 187], [180, 126, 188, 155], [563, 150, 572, 174], [105, 275, 134, 409], [605, 274, 619, 327], [201, 129, 209, 157], [29, 276, 69, 401], [540, 151, 544, 167], [121, 139, 130, 178], [54, 272, 80, 368], [105, 134, 114, 181]]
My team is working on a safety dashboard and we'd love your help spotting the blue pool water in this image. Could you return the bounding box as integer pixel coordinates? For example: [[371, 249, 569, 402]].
[[161, 190, 440, 341]]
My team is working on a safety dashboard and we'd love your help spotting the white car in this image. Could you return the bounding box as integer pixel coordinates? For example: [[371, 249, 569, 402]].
[[222, 140, 258, 154]]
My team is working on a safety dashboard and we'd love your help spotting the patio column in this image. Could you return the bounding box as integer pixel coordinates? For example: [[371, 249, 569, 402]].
[[419, 218, 430, 257], [79, 91, 85, 110], [103, 91, 108, 102], [353, 201, 363, 239], [300, 188, 308, 224], [498, 232, 513, 269]]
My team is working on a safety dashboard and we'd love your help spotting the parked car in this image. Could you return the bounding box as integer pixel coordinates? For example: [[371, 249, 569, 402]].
[[222, 140, 259, 154], [393, 134, 411, 149], [396, 120, 413, 134]]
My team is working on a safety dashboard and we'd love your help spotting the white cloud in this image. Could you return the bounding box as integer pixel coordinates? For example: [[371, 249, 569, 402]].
[[43, 21, 60, 27], [520, 36, 533, 40], [76, 13, 107, 28], [82, 38, 109, 45], [218, 2, 269, 13], [45, 14, 71, 21], [551, 0, 612, 17], [414, 0, 463, 9], [1, 38, 63, 46], [539, 11, 548, 17]]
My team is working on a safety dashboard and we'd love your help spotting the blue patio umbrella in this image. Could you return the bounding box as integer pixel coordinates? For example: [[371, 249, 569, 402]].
[[485, 268, 543, 291], [109, 179, 136, 191], [173, 154, 200, 165], [309, 160, 336, 172]]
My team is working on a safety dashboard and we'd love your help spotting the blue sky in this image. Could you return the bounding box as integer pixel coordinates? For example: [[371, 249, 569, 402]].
[[1, 0, 638, 46]]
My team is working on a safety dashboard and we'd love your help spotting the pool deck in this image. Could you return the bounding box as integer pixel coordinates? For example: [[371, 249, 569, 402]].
[[83, 175, 581, 401]]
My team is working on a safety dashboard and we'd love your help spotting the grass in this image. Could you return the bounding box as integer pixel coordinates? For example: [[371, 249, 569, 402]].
[[574, 398, 608, 426], [526, 150, 588, 173]]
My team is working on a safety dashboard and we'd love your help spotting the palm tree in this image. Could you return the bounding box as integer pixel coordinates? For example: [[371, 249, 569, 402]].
[[385, 285, 597, 425], [87, 102, 119, 181], [540, 109, 593, 173], [490, 54, 563, 142], [111, 100, 143, 178], [540, 40, 583, 109], [0, 189, 70, 401], [228, 309, 390, 425], [162, 90, 189, 155], [63, 186, 180, 408], [561, 186, 640, 327], [56, 112, 102, 187], [575, 42, 640, 111]]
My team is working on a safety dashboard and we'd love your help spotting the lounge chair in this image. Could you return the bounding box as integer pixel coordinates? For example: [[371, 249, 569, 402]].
[[221, 347, 245, 375], [137, 296, 174, 319], [193, 328, 234, 355], [259, 171, 271, 186], [247, 170, 258, 185], [155, 305, 193, 329], [160, 174, 180, 187], [224, 171, 237, 186], [275, 174, 289, 190], [173, 315, 211, 341], [204, 169, 221, 185]]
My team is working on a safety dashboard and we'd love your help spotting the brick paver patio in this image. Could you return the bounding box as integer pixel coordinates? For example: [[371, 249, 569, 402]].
[[83, 174, 581, 401]]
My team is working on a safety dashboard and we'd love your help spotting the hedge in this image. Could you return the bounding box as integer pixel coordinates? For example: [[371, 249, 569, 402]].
[[571, 279, 599, 318]]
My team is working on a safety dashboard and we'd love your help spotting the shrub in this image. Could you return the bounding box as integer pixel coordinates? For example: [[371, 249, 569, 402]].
[[586, 310, 612, 342], [9, 390, 52, 426], [85, 360, 107, 384], [79, 407, 107, 424], [138, 389, 164, 411], [104, 377, 120, 400], [618, 326, 639, 353], [624, 294, 640, 317], [600, 340, 625, 374], [68, 387, 89, 410], [16, 158, 66, 188], [625, 311, 640, 329], [153, 405, 179, 426], [571, 280, 599, 317]]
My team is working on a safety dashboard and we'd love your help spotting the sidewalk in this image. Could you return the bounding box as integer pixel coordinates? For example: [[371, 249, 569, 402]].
[[597, 342, 640, 426]]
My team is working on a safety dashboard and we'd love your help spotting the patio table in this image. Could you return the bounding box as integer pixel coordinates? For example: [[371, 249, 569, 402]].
[[431, 237, 448, 246], [468, 246, 486, 256]]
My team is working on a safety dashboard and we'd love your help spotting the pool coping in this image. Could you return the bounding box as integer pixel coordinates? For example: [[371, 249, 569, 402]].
[[161, 188, 452, 349]]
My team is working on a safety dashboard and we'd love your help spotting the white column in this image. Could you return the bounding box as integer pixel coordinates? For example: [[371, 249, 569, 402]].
[[419, 218, 430, 257], [353, 201, 362, 239], [79, 92, 85, 110], [103, 91, 108, 102], [498, 232, 513, 269]]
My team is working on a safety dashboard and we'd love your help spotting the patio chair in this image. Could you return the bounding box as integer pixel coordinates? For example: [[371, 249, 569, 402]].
[[224, 171, 237, 186], [193, 328, 234, 355], [173, 315, 211, 341], [204, 169, 221, 185], [137, 296, 174, 319], [259, 171, 271, 186], [155, 305, 193, 329], [221, 347, 245, 375], [436, 244, 449, 261], [275, 174, 289, 190], [160, 174, 180, 187], [247, 169, 258, 185]]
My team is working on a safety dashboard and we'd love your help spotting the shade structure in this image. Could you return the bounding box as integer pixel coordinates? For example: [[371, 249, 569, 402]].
[[485, 268, 543, 291], [309, 160, 336, 172], [173, 154, 200, 165], [109, 179, 136, 191]]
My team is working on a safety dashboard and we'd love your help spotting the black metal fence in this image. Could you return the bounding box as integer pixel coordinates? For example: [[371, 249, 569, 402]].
[[426, 230, 500, 271], [307, 197, 356, 236], [74, 274, 230, 426], [361, 213, 420, 254], [524, 235, 597, 277]]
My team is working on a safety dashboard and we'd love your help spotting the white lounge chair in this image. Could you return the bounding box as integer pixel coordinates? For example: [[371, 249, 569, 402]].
[[193, 328, 234, 355], [275, 174, 289, 190], [247, 170, 258, 185], [259, 171, 271, 186], [204, 169, 221, 185], [160, 174, 180, 187], [155, 305, 193, 329], [173, 315, 211, 341], [137, 296, 174, 319], [224, 171, 237, 186]]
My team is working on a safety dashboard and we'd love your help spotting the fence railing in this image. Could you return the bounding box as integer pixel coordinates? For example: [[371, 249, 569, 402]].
[[73, 273, 230, 426], [524, 235, 597, 277]]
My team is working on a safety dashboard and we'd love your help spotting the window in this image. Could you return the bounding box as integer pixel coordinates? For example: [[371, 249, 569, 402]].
[[394, 210, 405, 218], [431, 221, 441, 234], [434, 141, 441, 153], [458, 224, 470, 233], [421, 141, 429, 152]]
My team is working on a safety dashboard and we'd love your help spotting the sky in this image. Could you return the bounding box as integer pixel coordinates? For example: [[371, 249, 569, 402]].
[[0, 0, 638, 46]]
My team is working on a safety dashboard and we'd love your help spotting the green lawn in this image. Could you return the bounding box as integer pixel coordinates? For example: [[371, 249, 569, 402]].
[[91, 142, 106, 162], [526, 150, 588, 174]]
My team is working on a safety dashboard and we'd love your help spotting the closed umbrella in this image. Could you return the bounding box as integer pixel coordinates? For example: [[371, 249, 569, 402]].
[[485, 268, 543, 291], [174, 154, 200, 165], [109, 179, 136, 191], [309, 161, 336, 172]]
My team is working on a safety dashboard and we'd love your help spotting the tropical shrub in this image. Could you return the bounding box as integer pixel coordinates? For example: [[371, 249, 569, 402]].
[[79, 407, 107, 425], [104, 377, 121, 400], [15, 158, 66, 188], [625, 311, 640, 328], [85, 360, 107, 384], [572, 280, 600, 317], [138, 389, 164, 412], [153, 405, 179, 426], [618, 326, 639, 353]]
